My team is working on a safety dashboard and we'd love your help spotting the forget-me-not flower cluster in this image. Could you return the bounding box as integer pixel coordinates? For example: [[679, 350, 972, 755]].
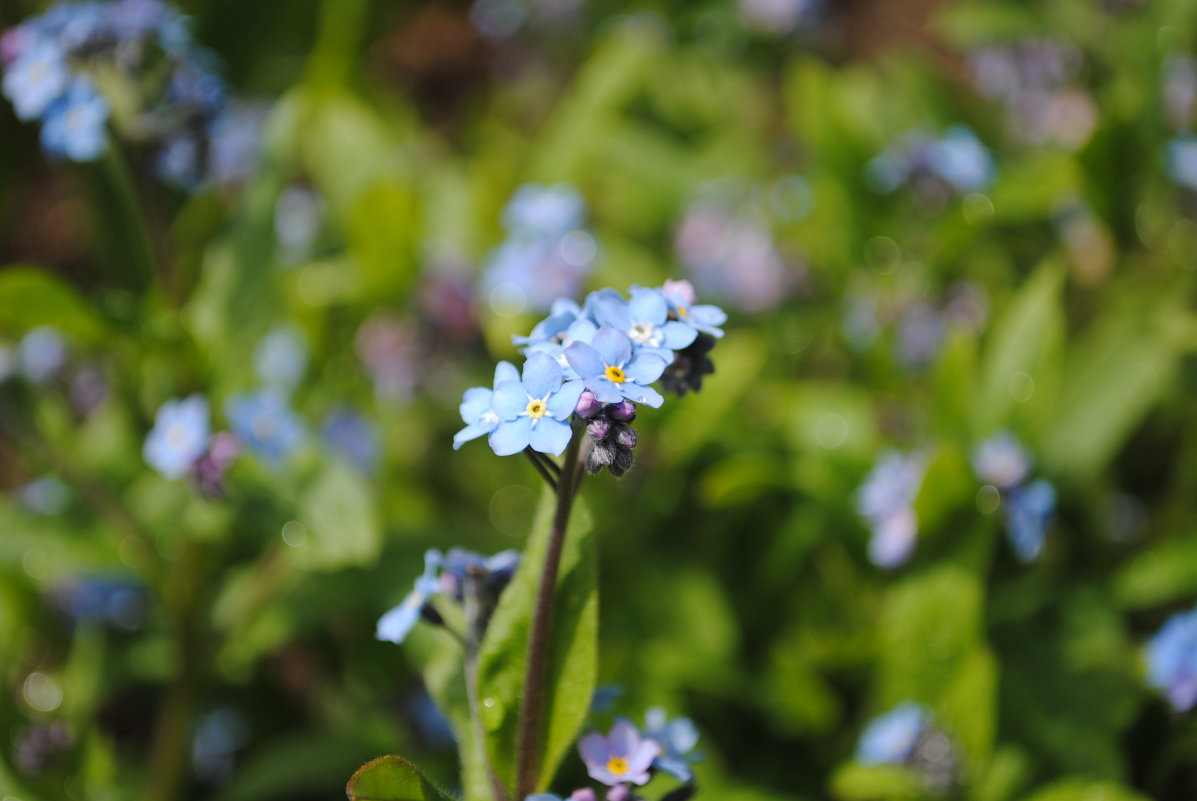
[[972, 432, 1056, 562], [867, 126, 995, 198], [857, 451, 927, 569]]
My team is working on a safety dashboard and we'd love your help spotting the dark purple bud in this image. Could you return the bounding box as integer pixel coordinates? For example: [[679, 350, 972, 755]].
[[610, 448, 635, 477], [615, 425, 637, 449], [609, 400, 637, 421], [420, 605, 445, 626], [575, 390, 602, 418], [587, 418, 611, 441]]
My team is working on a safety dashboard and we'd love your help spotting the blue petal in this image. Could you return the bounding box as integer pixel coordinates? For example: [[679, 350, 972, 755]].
[[624, 353, 667, 385], [653, 756, 693, 783], [522, 352, 562, 398], [494, 360, 520, 386], [591, 326, 632, 368], [622, 383, 663, 408], [376, 593, 424, 644], [453, 421, 494, 450], [584, 376, 625, 404], [491, 381, 528, 419], [529, 418, 572, 455], [688, 305, 727, 336], [661, 321, 698, 350], [628, 289, 668, 325], [593, 295, 632, 331], [489, 417, 533, 456], [565, 341, 605, 380], [459, 387, 492, 424], [548, 379, 586, 419]]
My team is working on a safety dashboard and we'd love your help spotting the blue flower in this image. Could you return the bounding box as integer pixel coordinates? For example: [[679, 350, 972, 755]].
[[437, 547, 520, 600], [643, 707, 700, 782], [376, 550, 443, 644], [592, 288, 697, 361], [254, 325, 308, 392], [857, 452, 926, 569], [2, 37, 69, 121], [513, 298, 587, 347], [207, 101, 266, 184], [503, 183, 585, 238], [453, 360, 521, 450], [565, 327, 666, 408], [1146, 604, 1197, 713], [925, 126, 994, 193], [1005, 479, 1055, 562], [322, 409, 380, 475], [856, 703, 929, 765], [659, 279, 727, 339], [40, 77, 108, 161], [487, 353, 586, 456], [971, 432, 1031, 489], [143, 395, 211, 479], [19, 476, 70, 515], [578, 720, 660, 786], [225, 390, 304, 466], [1169, 136, 1197, 192], [17, 326, 67, 382]]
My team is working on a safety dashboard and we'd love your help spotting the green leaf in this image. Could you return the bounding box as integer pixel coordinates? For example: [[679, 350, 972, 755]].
[[475, 488, 597, 794], [295, 462, 382, 570], [1020, 779, 1151, 801], [1114, 536, 1197, 609], [830, 763, 929, 800], [346, 756, 453, 801], [0, 266, 107, 341], [975, 262, 1065, 434]]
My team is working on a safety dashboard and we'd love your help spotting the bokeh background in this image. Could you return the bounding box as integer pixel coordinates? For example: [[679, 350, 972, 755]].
[[3, 0, 1197, 800]]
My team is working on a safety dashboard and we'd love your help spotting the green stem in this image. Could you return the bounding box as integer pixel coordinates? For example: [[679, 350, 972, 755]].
[[141, 536, 205, 801], [90, 145, 157, 295], [463, 577, 511, 801], [523, 447, 558, 491], [513, 426, 589, 799]]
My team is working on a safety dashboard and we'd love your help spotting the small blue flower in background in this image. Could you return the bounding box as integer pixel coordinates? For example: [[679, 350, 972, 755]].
[[659, 279, 727, 339], [592, 288, 697, 362], [376, 550, 443, 645], [39, 77, 108, 161], [322, 409, 380, 475], [504, 183, 585, 238], [857, 452, 926, 569], [643, 707, 700, 782], [17, 326, 67, 382], [19, 476, 70, 515], [925, 126, 994, 194], [2, 38, 68, 120], [565, 327, 666, 409], [487, 352, 586, 456], [437, 547, 520, 600], [1168, 136, 1197, 192], [207, 101, 267, 185], [1005, 479, 1056, 562], [225, 390, 304, 466], [972, 431, 1031, 489], [49, 576, 148, 631], [856, 703, 930, 766], [454, 360, 521, 450], [254, 325, 308, 393], [1146, 604, 1197, 713], [578, 720, 660, 786], [674, 201, 790, 314], [144, 395, 211, 479]]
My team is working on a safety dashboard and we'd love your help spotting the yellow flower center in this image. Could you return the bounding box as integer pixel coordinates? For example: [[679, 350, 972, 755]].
[[606, 757, 629, 776], [605, 365, 626, 384], [525, 399, 547, 419], [678, 306, 688, 317]]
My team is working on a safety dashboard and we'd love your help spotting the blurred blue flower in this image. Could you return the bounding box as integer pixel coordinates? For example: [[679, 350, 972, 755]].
[[453, 360, 521, 450], [643, 707, 700, 782], [592, 288, 697, 361], [437, 547, 520, 601], [2, 38, 69, 120], [857, 452, 926, 569], [565, 328, 666, 408], [40, 78, 108, 161], [925, 126, 994, 193], [207, 102, 267, 185], [504, 183, 585, 237], [1168, 136, 1197, 192], [50, 576, 147, 631], [487, 353, 586, 456], [971, 431, 1032, 489], [1005, 479, 1055, 562], [19, 476, 70, 515], [856, 703, 929, 765], [322, 409, 380, 475], [192, 707, 249, 783], [1147, 604, 1197, 713], [17, 326, 67, 382], [225, 390, 304, 466], [578, 720, 660, 786], [674, 203, 790, 313], [143, 395, 211, 479], [254, 325, 308, 393], [376, 550, 443, 645]]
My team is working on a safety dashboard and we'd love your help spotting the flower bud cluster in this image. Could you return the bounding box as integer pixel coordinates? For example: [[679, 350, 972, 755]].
[[583, 399, 638, 478]]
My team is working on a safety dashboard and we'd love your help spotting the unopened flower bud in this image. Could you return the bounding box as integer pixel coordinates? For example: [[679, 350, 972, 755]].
[[420, 605, 445, 626], [575, 390, 602, 418], [571, 790, 598, 801], [615, 425, 637, 449], [587, 418, 611, 441], [609, 400, 637, 421], [610, 448, 635, 477], [606, 786, 632, 801]]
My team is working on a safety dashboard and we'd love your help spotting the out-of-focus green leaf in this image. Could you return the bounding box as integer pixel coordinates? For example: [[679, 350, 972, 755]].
[[295, 462, 381, 570], [0, 266, 107, 341], [830, 763, 928, 800], [1114, 536, 1197, 609], [475, 488, 597, 794], [1020, 779, 1151, 801], [941, 645, 998, 767]]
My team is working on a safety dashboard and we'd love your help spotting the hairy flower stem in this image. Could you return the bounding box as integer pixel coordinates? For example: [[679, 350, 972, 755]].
[[514, 426, 590, 800]]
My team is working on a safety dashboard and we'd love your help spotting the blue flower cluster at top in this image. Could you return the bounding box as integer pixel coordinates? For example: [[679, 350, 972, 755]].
[[0, 0, 261, 185], [455, 280, 725, 458], [971, 432, 1056, 562]]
